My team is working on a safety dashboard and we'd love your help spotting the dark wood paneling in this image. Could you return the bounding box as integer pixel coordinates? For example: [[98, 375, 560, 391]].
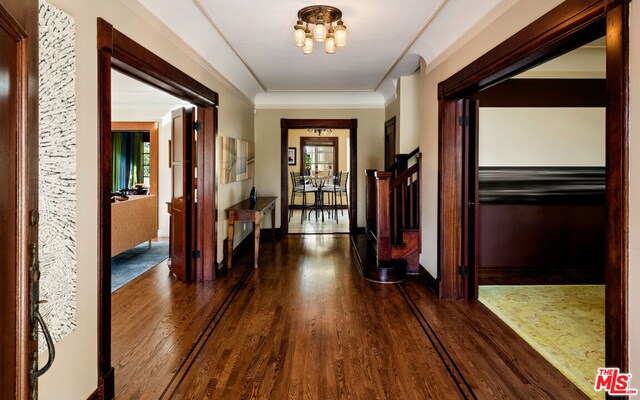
[[479, 204, 605, 283], [471, 79, 606, 107], [479, 265, 604, 285], [280, 118, 358, 235], [97, 18, 220, 399]]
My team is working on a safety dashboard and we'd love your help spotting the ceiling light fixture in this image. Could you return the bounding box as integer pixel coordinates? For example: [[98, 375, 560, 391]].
[[293, 5, 347, 55], [308, 128, 333, 136]]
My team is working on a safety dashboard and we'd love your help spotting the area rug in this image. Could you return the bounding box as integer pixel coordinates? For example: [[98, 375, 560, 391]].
[[111, 241, 169, 292], [478, 285, 605, 399]]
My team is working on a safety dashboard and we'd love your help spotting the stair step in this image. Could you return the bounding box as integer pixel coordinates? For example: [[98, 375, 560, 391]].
[[351, 234, 406, 283]]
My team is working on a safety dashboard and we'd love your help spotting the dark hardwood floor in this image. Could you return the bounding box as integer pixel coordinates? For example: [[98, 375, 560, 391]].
[[112, 235, 587, 399]]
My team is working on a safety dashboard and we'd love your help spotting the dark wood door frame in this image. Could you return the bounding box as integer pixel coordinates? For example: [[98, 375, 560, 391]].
[[280, 119, 358, 235], [436, 0, 629, 372], [0, 1, 38, 398], [97, 18, 218, 399], [384, 117, 396, 170]]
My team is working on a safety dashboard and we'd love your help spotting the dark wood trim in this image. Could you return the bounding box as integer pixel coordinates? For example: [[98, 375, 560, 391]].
[[470, 78, 606, 107], [384, 117, 396, 170], [87, 387, 101, 400], [111, 121, 159, 196], [436, 0, 629, 372], [479, 265, 605, 285], [419, 264, 439, 296], [97, 18, 219, 399], [440, 0, 610, 99], [299, 136, 339, 175], [604, 1, 629, 371], [280, 119, 358, 235]]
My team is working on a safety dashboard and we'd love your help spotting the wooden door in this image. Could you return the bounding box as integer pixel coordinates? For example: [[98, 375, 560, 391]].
[[460, 99, 480, 299], [384, 117, 396, 170], [0, 0, 39, 397], [170, 107, 195, 282]]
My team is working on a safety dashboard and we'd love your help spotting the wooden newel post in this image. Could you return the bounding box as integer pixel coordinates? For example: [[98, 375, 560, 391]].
[[365, 169, 378, 238], [375, 171, 392, 261]]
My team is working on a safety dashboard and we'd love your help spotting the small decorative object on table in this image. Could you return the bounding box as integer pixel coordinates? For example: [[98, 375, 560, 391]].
[[249, 187, 257, 205]]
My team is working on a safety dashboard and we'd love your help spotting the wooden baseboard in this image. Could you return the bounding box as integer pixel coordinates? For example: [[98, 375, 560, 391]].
[[479, 265, 605, 285], [419, 264, 439, 296], [90, 367, 114, 400], [354, 226, 365, 235], [260, 227, 282, 240]]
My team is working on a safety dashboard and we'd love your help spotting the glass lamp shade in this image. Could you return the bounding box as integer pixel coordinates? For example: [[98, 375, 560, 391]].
[[314, 23, 327, 42], [335, 23, 347, 47], [294, 24, 306, 47], [325, 34, 336, 54], [302, 36, 314, 54]]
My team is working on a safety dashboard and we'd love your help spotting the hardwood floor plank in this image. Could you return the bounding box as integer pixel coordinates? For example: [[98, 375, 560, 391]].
[[172, 236, 463, 399], [111, 252, 254, 399]]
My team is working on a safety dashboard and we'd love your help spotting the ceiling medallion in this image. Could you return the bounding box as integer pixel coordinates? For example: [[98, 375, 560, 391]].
[[293, 5, 347, 55]]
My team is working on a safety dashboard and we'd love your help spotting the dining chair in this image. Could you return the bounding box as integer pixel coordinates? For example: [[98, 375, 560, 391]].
[[321, 171, 348, 223], [290, 171, 318, 223]]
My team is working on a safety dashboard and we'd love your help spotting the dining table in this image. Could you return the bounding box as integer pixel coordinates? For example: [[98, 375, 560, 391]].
[[303, 175, 335, 222]]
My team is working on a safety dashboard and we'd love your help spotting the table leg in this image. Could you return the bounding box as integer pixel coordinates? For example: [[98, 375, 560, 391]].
[[228, 221, 234, 268], [271, 207, 275, 240], [254, 220, 261, 268]]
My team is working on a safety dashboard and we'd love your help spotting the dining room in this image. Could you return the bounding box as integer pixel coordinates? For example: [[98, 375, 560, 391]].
[[286, 128, 350, 234]]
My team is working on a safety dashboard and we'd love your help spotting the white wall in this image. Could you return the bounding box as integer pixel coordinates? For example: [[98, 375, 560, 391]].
[[479, 107, 605, 166], [39, 0, 254, 398], [254, 108, 385, 229]]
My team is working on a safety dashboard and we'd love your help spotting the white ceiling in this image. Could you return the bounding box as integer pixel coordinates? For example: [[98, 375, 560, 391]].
[[111, 70, 191, 114], [135, 0, 516, 105]]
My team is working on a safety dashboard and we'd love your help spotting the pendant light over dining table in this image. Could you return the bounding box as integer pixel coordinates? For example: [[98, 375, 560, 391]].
[[293, 5, 347, 55]]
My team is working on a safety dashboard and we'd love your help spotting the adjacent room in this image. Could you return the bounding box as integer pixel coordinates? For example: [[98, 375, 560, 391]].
[[474, 38, 606, 399]]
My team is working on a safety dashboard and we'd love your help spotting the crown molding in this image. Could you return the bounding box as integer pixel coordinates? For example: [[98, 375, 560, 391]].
[[254, 91, 385, 109], [122, 0, 256, 108]]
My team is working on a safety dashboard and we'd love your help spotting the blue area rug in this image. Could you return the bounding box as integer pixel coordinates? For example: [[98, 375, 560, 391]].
[[111, 241, 169, 292]]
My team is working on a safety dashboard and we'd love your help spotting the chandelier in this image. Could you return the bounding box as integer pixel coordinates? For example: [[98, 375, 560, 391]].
[[308, 128, 333, 136], [293, 5, 347, 55]]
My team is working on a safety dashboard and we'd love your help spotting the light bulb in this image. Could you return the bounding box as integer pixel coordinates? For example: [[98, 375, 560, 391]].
[[294, 21, 305, 47], [325, 30, 336, 54], [335, 21, 347, 47], [303, 36, 314, 54], [314, 23, 327, 42]]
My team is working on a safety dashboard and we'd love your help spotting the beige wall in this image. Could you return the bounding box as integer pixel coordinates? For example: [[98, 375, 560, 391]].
[[399, 70, 421, 153], [287, 129, 349, 205], [628, 0, 640, 384], [479, 107, 605, 166], [254, 108, 385, 228], [39, 0, 254, 398], [418, 0, 562, 279]]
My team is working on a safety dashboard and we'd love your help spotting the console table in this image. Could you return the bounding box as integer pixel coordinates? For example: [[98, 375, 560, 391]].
[[226, 197, 277, 269]]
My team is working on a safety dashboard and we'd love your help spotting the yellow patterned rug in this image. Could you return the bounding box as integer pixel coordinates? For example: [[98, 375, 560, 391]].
[[478, 285, 605, 399]]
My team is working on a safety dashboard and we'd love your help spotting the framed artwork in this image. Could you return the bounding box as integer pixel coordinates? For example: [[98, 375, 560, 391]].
[[221, 136, 253, 184], [288, 147, 297, 165]]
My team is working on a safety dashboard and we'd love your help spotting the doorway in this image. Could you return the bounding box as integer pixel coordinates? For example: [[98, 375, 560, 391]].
[[280, 119, 358, 235], [97, 18, 218, 398], [436, 0, 628, 384]]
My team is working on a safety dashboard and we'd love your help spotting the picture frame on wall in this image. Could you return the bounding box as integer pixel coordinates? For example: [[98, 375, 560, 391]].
[[288, 147, 296, 165]]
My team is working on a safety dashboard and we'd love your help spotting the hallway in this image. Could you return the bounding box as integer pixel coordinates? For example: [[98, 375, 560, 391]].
[[113, 235, 587, 399]]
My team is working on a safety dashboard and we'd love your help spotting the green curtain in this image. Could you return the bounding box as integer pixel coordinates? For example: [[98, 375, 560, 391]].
[[112, 131, 145, 191]]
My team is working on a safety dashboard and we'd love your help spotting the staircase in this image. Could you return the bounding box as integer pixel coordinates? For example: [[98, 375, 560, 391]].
[[352, 152, 422, 283]]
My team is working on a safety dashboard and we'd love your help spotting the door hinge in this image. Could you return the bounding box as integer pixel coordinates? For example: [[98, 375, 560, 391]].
[[192, 250, 201, 259], [459, 116, 469, 126], [193, 121, 202, 131], [458, 265, 468, 277]]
